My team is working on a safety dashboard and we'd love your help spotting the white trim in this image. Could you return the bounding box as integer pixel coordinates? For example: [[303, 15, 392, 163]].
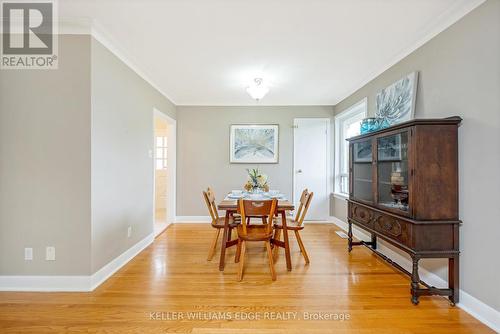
[[458, 290, 500, 333], [175, 216, 211, 223], [334, 98, 367, 196], [0, 233, 154, 292], [153, 109, 177, 228], [59, 19, 177, 105], [333, 192, 349, 201], [57, 0, 485, 107], [90, 22, 177, 104], [334, 0, 487, 105], [330, 216, 500, 333], [56, 1, 485, 107], [175, 216, 338, 224], [303, 220, 335, 224], [0, 275, 91, 292], [90, 233, 154, 290]]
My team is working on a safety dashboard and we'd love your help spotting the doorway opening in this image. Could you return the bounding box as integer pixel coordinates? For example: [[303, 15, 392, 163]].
[[153, 109, 176, 237]]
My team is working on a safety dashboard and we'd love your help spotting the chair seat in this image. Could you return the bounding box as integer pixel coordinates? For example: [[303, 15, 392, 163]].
[[211, 217, 239, 228], [237, 224, 273, 241], [273, 217, 304, 230]]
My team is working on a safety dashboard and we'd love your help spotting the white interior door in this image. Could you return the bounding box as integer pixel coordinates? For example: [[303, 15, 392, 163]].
[[293, 118, 330, 221]]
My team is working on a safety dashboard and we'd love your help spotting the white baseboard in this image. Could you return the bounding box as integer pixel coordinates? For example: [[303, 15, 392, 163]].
[[90, 232, 154, 290], [458, 290, 500, 333], [0, 275, 91, 292], [175, 216, 337, 224], [175, 216, 211, 222], [330, 216, 499, 333], [0, 233, 154, 292]]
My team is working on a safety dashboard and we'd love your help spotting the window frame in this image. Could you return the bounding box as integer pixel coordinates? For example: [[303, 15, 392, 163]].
[[155, 136, 168, 170], [334, 98, 368, 198]]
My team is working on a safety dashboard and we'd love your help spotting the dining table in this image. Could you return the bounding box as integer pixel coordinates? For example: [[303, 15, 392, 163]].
[[217, 194, 295, 272]]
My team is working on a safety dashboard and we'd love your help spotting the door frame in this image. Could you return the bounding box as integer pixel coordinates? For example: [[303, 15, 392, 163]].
[[292, 118, 332, 220], [153, 108, 177, 229]]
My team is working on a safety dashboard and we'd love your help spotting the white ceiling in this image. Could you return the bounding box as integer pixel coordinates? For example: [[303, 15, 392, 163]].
[[60, 0, 484, 106]]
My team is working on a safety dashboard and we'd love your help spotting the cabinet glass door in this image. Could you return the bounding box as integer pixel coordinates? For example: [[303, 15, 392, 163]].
[[377, 132, 409, 213], [352, 140, 373, 202]]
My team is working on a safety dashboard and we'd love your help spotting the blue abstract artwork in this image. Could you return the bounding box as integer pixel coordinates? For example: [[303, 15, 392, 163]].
[[376, 72, 418, 126], [230, 125, 279, 163]]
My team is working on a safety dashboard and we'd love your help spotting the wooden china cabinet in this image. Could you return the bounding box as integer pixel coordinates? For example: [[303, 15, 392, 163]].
[[346, 116, 462, 305]]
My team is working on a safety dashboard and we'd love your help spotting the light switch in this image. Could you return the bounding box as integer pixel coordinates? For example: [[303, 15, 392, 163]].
[[24, 248, 33, 261], [46, 246, 55, 261]]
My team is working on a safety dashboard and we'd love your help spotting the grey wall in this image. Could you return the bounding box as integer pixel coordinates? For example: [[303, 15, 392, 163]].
[[333, 0, 500, 311], [176, 106, 333, 216], [90, 37, 176, 273], [0, 34, 177, 277], [0, 35, 92, 275]]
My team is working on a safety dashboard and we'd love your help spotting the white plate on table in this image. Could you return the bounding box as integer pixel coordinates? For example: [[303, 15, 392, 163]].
[[227, 193, 245, 199]]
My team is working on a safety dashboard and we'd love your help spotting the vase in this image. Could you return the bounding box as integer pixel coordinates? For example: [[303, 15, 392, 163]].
[[360, 118, 378, 134]]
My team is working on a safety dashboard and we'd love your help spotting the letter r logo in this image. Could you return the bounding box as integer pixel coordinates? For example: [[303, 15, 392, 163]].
[[2, 2, 53, 54]]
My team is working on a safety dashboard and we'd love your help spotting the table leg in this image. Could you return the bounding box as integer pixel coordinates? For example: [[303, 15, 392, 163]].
[[218, 210, 230, 271], [281, 211, 292, 271]]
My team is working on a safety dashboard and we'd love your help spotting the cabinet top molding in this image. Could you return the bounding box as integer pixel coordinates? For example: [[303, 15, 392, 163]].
[[347, 116, 462, 142]]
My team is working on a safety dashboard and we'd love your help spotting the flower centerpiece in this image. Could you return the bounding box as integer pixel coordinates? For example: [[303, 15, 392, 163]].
[[244, 168, 269, 193]]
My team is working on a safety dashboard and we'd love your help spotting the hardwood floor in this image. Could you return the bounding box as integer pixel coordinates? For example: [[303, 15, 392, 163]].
[[0, 223, 492, 333]]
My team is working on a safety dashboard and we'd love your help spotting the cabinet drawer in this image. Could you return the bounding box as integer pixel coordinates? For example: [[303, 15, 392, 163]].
[[349, 202, 374, 228], [348, 202, 413, 248], [372, 214, 412, 247]]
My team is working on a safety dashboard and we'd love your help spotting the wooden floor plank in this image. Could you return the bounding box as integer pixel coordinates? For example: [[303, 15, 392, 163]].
[[0, 223, 492, 333]]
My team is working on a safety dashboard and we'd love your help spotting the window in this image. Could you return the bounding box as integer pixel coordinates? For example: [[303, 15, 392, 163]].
[[155, 136, 168, 170], [334, 98, 367, 197]]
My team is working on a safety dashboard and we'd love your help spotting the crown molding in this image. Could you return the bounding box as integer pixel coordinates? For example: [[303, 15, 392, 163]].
[[57, 0, 485, 107], [58, 18, 177, 106], [334, 0, 487, 105]]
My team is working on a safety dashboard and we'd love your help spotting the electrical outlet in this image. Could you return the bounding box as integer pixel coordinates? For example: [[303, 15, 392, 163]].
[[127, 226, 132, 238], [24, 248, 33, 261], [46, 246, 55, 261]]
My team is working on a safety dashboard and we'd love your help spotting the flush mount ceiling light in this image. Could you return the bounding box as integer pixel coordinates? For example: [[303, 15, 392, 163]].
[[246, 78, 269, 101]]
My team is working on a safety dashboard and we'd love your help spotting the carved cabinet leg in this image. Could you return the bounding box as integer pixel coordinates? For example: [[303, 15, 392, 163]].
[[411, 256, 420, 305], [448, 256, 459, 306], [371, 233, 377, 250], [348, 222, 353, 252]]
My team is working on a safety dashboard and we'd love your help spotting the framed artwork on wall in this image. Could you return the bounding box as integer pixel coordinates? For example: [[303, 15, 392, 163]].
[[230, 124, 279, 163], [376, 71, 419, 126]]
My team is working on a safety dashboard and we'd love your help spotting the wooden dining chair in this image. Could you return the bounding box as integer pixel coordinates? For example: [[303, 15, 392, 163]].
[[273, 189, 313, 264], [235, 199, 278, 281], [203, 188, 239, 261]]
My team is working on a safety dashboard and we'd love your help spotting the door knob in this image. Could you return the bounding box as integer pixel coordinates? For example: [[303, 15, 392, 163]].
[[297, 169, 303, 174]]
